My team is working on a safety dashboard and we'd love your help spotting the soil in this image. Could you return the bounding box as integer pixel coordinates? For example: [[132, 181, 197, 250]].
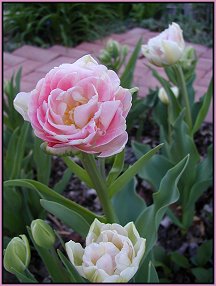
[[4, 120, 213, 283]]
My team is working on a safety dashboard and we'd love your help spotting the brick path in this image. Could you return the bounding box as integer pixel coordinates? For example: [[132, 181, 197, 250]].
[[3, 28, 212, 122]]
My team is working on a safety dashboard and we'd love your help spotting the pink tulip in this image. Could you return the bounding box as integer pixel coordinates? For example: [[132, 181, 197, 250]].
[[14, 55, 132, 157]]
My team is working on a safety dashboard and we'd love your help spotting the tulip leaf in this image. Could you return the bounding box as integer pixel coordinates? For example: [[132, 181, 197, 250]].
[[53, 168, 72, 194], [132, 141, 172, 191], [63, 157, 93, 188], [33, 137, 51, 185], [135, 155, 189, 258], [120, 38, 142, 88], [4, 123, 30, 180], [109, 144, 163, 197], [57, 250, 85, 283], [193, 240, 213, 267], [191, 267, 213, 283], [112, 178, 146, 225], [107, 150, 124, 186], [10, 268, 38, 283], [40, 199, 90, 237], [192, 78, 212, 134], [170, 252, 191, 269], [4, 179, 104, 224], [147, 261, 159, 283]]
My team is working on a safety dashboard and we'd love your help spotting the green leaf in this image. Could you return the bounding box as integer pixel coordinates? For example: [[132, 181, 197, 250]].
[[109, 144, 163, 197], [147, 261, 159, 283], [170, 251, 190, 269], [152, 68, 181, 123], [11, 268, 37, 283], [193, 240, 213, 266], [132, 141, 172, 191], [63, 157, 93, 188], [40, 199, 90, 237], [135, 155, 189, 258], [191, 267, 213, 283], [192, 78, 212, 134], [107, 150, 124, 185], [4, 179, 104, 225], [166, 208, 184, 229], [112, 178, 146, 225], [57, 250, 85, 282], [169, 111, 200, 200], [33, 137, 51, 185], [120, 38, 142, 88], [53, 169, 72, 194]]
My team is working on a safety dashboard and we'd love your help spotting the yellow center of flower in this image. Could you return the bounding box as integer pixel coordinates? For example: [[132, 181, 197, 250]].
[[63, 104, 76, 125]]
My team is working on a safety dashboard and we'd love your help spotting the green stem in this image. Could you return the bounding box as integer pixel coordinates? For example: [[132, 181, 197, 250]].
[[175, 64, 193, 129], [167, 105, 172, 144], [98, 158, 106, 180], [81, 153, 117, 223]]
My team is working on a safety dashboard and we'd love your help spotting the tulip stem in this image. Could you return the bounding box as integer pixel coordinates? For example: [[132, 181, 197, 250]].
[[175, 64, 193, 129], [81, 153, 117, 223]]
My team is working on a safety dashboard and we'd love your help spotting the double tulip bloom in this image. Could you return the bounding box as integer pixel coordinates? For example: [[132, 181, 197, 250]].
[[142, 22, 185, 67], [14, 55, 132, 157], [66, 219, 146, 283]]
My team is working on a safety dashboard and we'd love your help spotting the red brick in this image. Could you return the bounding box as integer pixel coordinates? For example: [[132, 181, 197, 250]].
[[194, 85, 208, 100], [4, 64, 10, 71], [13, 45, 60, 63], [106, 33, 129, 43], [137, 85, 149, 98], [198, 71, 212, 87], [75, 42, 102, 53], [126, 28, 147, 36], [36, 56, 76, 73], [22, 71, 46, 85], [205, 103, 213, 122], [4, 67, 18, 81], [189, 43, 208, 57], [201, 48, 213, 59], [196, 58, 212, 71], [20, 81, 36, 92], [49, 45, 88, 58], [4, 52, 26, 66]]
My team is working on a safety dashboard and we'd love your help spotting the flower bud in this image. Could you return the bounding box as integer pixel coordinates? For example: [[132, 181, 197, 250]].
[[158, 86, 179, 104], [99, 40, 128, 72], [180, 46, 197, 70], [31, 219, 55, 249], [4, 235, 31, 274], [142, 22, 185, 67], [66, 219, 146, 283]]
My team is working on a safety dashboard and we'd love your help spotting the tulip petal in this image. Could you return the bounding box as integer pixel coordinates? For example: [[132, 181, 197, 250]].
[[13, 92, 31, 121]]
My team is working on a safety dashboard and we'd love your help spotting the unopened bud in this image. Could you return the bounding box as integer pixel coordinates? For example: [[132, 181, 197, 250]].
[[4, 235, 30, 274], [31, 219, 55, 249]]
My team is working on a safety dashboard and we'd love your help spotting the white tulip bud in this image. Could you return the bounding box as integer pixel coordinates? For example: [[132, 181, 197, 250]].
[[158, 86, 179, 104], [65, 219, 146, 283], [142, 22, 185, 67]]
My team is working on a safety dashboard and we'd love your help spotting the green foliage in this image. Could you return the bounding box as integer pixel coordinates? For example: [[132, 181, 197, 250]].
[[120, 38, 142, 88], [40, 200, 90, 237], [3, 68, 23, 130], [109, 144, 163, 197], [133, 62, 213, 230], [112, 178, 146, 225], [4, 3, 118, 48], [140, 3, 213, 47], [130, 3, 163, 23], [98, 40, 128, 73], [152, 240, 213, 283]]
